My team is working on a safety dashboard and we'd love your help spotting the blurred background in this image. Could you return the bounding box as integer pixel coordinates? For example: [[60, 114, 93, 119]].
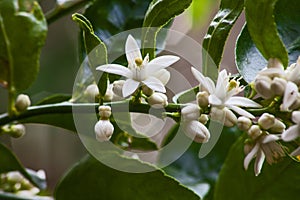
[[0, 0, 245, 191]]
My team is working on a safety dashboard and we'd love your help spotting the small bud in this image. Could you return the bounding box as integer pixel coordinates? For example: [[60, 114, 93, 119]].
[[10, 124, 26, 138], [254, 75, 273, 99], [224, 108, 237, 127], [84, 84, 99, 102], [98, 105, 112, 120], [248, 125, 262, 140], [103, 85, 114, 101], [270, 77, 287, 96], [199, 114, 209, 124], [147, 92, 168, 108], [15, 94, 31, 112], [7, 171, 24, 183], [196, 91, 209, 107], [112, 80, 125, 97], [258, 113, 275, 130], [183, 120, 210, 143], [237, 116, 252, 131], [154, 69, 170, 85], [94, 120, 114, 142], [142, 85, 153, 96], [286, 56, 300, 85], [210, 107, 237, 127], [269, 119, 286, 133], [181, 104, 200, 121], [289, 94, 300, 110], [267, 58, 284, 69]]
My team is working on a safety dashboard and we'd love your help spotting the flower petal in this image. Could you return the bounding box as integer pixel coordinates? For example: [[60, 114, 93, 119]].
[[147, 55, 180, 73], [292, 111, 300, 124], [227, 105, 255, 119], [125, 35, 142, 64], [282, 125, 300, 141], [142, 77, 166, 93], [261, 134, 279, 143], [208, 94, 222, 106], [226, 96, 262, 108], [154, 69, 170, 85], [291, 146, 300, 156], [244, 143, 259, 170], [96, 64, 132, 78], [254, 149, 265, 176], [122, 79, 140, 97], [215, 69, 228, 100], [281, 81, 298, 111], [191, 67, 215, 94]]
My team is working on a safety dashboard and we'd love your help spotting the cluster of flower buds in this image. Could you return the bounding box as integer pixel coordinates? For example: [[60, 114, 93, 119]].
[[237, 114, 285, 176], [0, 124, 26, 138], [94, 105, 114, 142]]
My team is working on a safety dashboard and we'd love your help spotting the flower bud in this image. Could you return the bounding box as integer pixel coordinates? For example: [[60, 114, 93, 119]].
[[7, 171, 24, 183], [196, 91, 209, 108], [142, 85, 153, 96], [254, 75, 273, 99], [267, 58, 284, 69], [103, 85, 114, 101], [248, 125, 262, 140], [286, 56, 300, 85], [210, 107, 237, 127], [10, 124, 26, 138], [94, 120, 114, 142], [84, 84, 99, 102], [147, 93, 168, 108], [181, 104, 200, 121], [15, 94, 31, 112], [224, 108, 237, 127], [154, 69, 170, 85], [183, 120, 210, 143], [269, 119, 286, 133], [270, 77, 287, 96], [199, 114, 209, 124], [237, 116, 252, 131], [112, 80, 125, 97], [98, 105, 112, 120], [289, 94, 300, 110], [258, 113, 275, 130]]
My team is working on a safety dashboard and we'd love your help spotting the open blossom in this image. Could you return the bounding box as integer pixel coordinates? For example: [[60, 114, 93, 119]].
[[282, 111, 300, 141], [191, 67, 261, 122], [97, 35, 179, 97]]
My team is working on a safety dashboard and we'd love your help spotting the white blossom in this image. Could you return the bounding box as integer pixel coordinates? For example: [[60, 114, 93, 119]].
[[282, 111, 300, 141], [97, 35, 179, 97], [183, 120, 210, 143]]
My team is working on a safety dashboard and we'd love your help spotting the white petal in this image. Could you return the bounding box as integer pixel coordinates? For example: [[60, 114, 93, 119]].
[[282, 125, 300, 141], [244, 143, 259, 170], [226, 96, 262, 108], [191, 67, 215, 94], [96, 64, 132, 78], [292, 111, 300, 124], [254, 149, 265, 176], [122, 79, 140, 97], [208, 94, 222, 106], [261, 134, 279, 143], [142, 77, 166, 93], [282, 81, 298, 111], [154, 69, 170, 85], [148, 55, 179, 69], [227, 105, 255, 119], [205, 77, 216, 94], [215, 69, 228, 100], [125, 35, 142, 64], [291, 146, 300, 156]]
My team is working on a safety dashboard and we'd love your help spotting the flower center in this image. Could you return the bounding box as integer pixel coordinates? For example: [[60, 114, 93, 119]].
[[135, 57, 143, 67], [228, 80, 238, 91]]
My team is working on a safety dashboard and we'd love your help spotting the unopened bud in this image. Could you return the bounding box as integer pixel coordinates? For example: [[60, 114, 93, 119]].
[[196, 91, 209, 107], [10, 124, 26, 138], [267, 58, 284, 69], [289, 94, 300, 110], [183, 120, 210, 143], [181, 104, 200, 121], [84, 84, 99, 102], [103, 86, 114, 101], [142, 85, 153, 96], [237, 116, 252, 131], [248, 125, 262, 140], [286, 56, 300, 85], [112, 80, 125, 97], [7, 171, 24, 183], [15, 94, 31, 112], [224, 108, 237, 127], [269, 119, 286, 133], [154, 69, 170, 85], [94, 120, 114, 142], [258, 113, 275, 130], [199, 114, 209, 124], [147, 93, 168, 108], [270, 77, 287, 96], [254, 75, 273, 99], [98, 105, 112, 120]]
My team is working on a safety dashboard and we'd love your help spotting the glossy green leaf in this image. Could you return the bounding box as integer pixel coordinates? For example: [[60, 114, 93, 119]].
[[35, 94, 71, 105], [237, 0, 300, 83], [172, 86, 199, 103], [0, 142, 46, 189], [142, 0, 192, 59], [202, 0, 243, 81], [55, 154, 200, 200], [214, 134, 300, 200], [160, 127, 241, 199], [245, 0, 288, 67], [0, 0, 47, 91]]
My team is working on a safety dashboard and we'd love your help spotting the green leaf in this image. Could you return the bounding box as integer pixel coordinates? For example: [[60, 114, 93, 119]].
[[55, 154, 200, 200], [72, 13, 108, 97], [237, 0, 300, 83], [0, 0, 47, 91], [35, 94, 71, 105], [244, 0, 288, 67], [142, 0, 192, 59], [160, 127, 241, 199], [214, 134, 300, 200], [202, 0, 244, 81], [0, 142, 46, 189], [172, 86, 199, 103]]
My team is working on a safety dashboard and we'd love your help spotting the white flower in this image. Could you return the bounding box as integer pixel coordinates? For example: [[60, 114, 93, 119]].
[[183, 120, 210, 143], [97, 35, 179, 97], [282, 111, 300, 141], [191, 67, 261, 119], [281, 81, 298, 111], [244, 134, 285, 176]]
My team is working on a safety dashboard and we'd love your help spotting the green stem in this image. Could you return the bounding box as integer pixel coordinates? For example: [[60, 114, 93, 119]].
[[0, 15, 16, 117], [46, 0, 92, 24]]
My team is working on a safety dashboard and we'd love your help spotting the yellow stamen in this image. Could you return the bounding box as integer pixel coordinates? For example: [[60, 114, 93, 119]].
[[228, 80, 238, 91], [296, 155, 300, 161], [135, 57, 143, 67]]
